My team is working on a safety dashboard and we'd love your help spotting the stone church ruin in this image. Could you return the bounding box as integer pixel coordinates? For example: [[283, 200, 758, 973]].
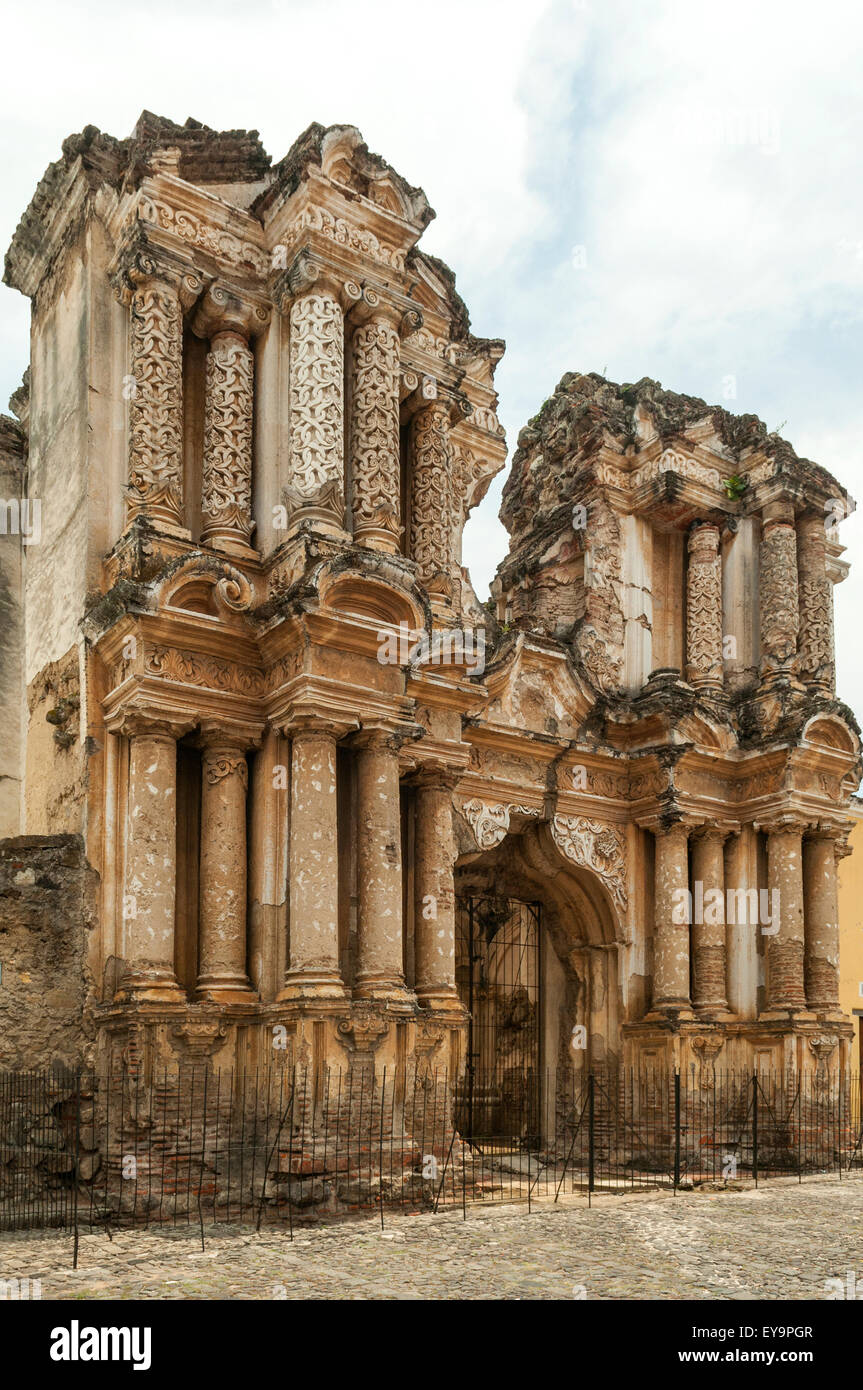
[[0, 115, 860, 1211]]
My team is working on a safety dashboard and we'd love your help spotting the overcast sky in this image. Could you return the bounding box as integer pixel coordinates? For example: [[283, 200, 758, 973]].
[[2, 0, 862, 711]]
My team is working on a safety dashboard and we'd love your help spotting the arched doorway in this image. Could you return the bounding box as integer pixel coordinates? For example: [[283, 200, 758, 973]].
[[455, 895, 542, 1140], [454, 821, 625, 1140]]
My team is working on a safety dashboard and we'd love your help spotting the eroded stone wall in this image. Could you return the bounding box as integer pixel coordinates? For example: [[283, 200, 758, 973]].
[[0, 835, 97, 1068]]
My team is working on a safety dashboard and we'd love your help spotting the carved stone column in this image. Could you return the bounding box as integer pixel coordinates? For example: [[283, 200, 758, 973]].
[[763, 820, 807, 1012], [349, 305, 402, 552], [651, 823, 694, 1017], [410, 395, 453, 607], [111, 246, 204, 533], [797, 515, 835, 694], [127, 278, 185, 529], [354, 729, 412, 1003], [279, 263, 348, 535], [690, 827, 729, 1015], [803, 829, 841, 1013], [278, 723, 346, 1001], [117, 715, 190, 1002], [413, 772, 463, 1013], [686, 522, 724, 693], [193, 285, 270, 556], [197, 734, 257, 1003], [759, 506, 800, 682]]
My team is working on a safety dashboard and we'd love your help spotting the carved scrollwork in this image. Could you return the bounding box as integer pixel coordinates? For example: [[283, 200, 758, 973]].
[[203, 751, 249, 789], [461, 799, 541, 850], [550, 815, 627, 918]]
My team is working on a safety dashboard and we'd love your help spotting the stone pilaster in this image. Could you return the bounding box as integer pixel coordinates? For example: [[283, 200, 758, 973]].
[[278, 723, 346, 1001], [409, 396, 453, 607], [349, 306, 402, 553], [759, 507, 800, 682], [690, 827, 730, 1015], [196, 733, 257, 1003], [803, 829, 842, 1014], [413, 772, 463, 1013], [686, 522, 724, 693], [763, 819, 808, 1013], [193, 284, 270, 556], [116, 715, 190, 1003], [650, 823, 694, 1017], [796, 515, 835, 694], [353, 729, 412, 1004]]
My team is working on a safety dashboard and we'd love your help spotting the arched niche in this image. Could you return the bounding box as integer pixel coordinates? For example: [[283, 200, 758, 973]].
[[454, 823, 622, 1079]]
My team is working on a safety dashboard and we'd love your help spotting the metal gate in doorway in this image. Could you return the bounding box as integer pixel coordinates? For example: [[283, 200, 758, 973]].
[[454, 895, 541, 1142]]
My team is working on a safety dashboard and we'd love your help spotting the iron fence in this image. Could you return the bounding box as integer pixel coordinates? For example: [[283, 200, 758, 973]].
[[2, 1065, 862, 1251]]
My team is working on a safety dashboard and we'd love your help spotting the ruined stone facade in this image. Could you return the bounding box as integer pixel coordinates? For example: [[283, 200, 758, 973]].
[[0, 113, 859, 1103]]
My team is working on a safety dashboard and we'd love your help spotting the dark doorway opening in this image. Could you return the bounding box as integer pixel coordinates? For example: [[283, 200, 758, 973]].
[[455, 895, 541, 1142]]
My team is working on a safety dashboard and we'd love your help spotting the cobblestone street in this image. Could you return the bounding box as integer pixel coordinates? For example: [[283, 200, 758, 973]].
[[2, 1176, 862, 1301]]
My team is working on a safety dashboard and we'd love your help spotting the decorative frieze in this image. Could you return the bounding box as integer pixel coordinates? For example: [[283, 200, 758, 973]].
[[137, 194, 269, 277]]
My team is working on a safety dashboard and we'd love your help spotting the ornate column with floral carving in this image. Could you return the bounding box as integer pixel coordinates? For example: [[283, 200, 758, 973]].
[[349, 303, 402, 552], [354, 729, 412, 1003], [278, 723, 346, 1001], [651, 823, 694, 1017], [111, 244, 204, 533], [116, 714, 190, 1002], [197, 733, 257, 1002], [281, 266, 347, 534], [414, 772, 462, 1013], [803, 828, 842, 1013], [410, 395, 453, 605], [193, 285, 270, 556], [797, 515, 835, 694], [686, 522, 724, 693], [759, 505, 800, 682], [690, 827, 729, 1015], [763, 819, 807, 1012]]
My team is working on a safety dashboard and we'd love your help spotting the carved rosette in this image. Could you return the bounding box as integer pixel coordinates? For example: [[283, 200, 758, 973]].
[[551, 816, 627, 919], [350, 317, 401, 549], [686, 523, 724, 691], [201, 333, 255, 547], [461, 799, 541, 850], [287, 291, 345, 524], [759, 516, 800, 676], [796, 517, 835, 693], [410, 400, 452, 597], [127, 281, 184, 526]]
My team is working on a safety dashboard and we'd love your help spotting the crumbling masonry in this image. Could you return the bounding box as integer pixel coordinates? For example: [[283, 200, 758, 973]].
[[1, 113, 860, 1114]]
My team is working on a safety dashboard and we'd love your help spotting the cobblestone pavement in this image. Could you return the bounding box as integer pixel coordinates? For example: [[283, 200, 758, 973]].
[[2, 1177, 862, 1300]]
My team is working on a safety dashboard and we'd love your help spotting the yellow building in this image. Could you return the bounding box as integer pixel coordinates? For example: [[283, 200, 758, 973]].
[[838, 797, 863, 1072]]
